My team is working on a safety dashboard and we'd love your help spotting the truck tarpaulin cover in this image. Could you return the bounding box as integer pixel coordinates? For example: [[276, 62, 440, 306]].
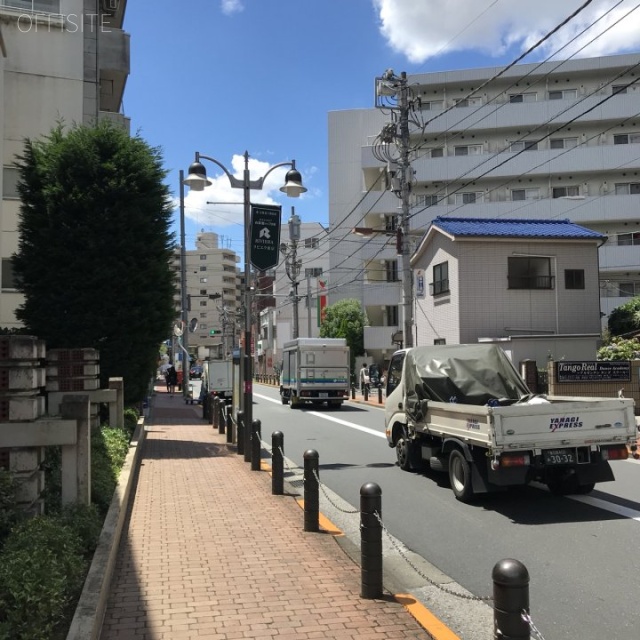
[[404, 345, 531, 413]]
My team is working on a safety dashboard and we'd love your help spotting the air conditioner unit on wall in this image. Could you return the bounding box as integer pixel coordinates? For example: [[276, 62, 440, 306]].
[[102, 0, 119, 16]]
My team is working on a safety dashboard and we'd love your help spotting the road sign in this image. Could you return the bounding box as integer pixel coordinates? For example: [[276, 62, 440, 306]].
[[250, 204, 281, 271]]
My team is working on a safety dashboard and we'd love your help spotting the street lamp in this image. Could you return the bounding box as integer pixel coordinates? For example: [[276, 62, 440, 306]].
[[184, 151, 306, 435], [280, 207, 302, 339], [178, 169, 190, 400]]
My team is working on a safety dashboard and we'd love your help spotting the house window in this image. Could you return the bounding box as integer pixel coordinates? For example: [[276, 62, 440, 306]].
[[385, 260, 399, 282], [613, 133, 640, 144], [617, 232, 640, 246], [304, 237, 319, 249], [549, 89, 577, 100], [429, 147, 444, 158], [386, 305, 399, 325], [416, 194, 439, 207], [384, 215, 398, 232], [612, 85, 628, 95], [2, 167, 19, 199], [304, 267, 323, 278], [454, 192, 482, 205], [509, 140, 538, 152], [509, 92, 537, 103], [454, 144, 483, 156], [615, 183, 640, 195], [550, 137, 578, 149], [552, 185, 580, 198], [431, 261, 449, 295], [454, 96, 482, 107], [1, 258, 16, 289], [434, 338, 447, 345], [565, 269, 585, 289], [508, 257, 553, 289], [511, 188, 540, 201]]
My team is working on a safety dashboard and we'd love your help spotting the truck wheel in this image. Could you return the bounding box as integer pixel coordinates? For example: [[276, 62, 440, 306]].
[[449, 450, 474, 502], [396, 436, 414, 471]]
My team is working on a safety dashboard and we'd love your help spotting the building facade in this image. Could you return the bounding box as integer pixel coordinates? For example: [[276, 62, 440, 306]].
[[328, 53, 640, 368], [0, 0, 130, 328]]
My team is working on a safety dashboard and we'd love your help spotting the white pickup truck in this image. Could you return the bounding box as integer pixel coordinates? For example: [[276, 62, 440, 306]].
[[384, 344, 638, 501]]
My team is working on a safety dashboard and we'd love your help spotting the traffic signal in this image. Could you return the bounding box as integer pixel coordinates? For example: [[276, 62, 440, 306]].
[[209, 329, 219, 336]]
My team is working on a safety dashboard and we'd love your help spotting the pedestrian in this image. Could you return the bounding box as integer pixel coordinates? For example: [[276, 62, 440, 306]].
[[166, 364, 178, 395], [360, 363, 370, 394]]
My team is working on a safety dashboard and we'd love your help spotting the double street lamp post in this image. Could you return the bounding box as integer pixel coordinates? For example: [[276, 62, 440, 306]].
[[184, 152, 306, 434]]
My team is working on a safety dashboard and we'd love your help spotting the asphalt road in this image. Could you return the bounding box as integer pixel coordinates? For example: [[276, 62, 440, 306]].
[[252, 384, 640, 640]]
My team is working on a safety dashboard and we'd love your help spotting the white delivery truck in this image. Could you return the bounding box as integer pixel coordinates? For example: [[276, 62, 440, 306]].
[[201, 360, 233, 402], [280, 338, 350, 409], [384, 344, 638, 502]]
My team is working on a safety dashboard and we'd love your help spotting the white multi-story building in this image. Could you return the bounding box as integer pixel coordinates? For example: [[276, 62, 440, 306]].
[[257, 220, 329, 374], [0, 0, 129, 328], [329, 53, 640, 368], [173, 232, 240, 359]]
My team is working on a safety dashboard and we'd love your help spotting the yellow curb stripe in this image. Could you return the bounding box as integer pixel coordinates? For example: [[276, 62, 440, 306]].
[[394, 594, 461, 640], [295, 498, 344, 536]]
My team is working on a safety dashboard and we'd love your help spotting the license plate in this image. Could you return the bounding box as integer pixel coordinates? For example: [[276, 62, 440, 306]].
[[319, 393, 328, 398], [544, 449, 576, 465]]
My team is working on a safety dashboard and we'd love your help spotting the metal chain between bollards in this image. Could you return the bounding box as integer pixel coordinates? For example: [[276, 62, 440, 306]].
[[521, 611, 546, 640], [312, 468, 359, 514], [373, 511, 493, 602]]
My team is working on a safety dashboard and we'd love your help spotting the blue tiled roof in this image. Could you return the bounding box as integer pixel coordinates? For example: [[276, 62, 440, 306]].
[[432, 217, 605, 240]]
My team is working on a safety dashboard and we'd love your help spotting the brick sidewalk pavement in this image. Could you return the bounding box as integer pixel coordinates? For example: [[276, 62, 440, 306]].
[[99, 386, 432, 639]]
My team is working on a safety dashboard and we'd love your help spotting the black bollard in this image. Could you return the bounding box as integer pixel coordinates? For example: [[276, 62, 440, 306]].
[[212, 397, 219, 429], [218, 400, 225, 435], [364, 386, 369, 401], [378, 385, 383, 404], [360, 482, 383, 599], [251, 419, 261, 471], [237, 410, 244, 456], [303, 449, 319, 532], [226, 403, 233, 444], [492, 558, 530, 639], [351, 385, 356, 399], [202, 393, 209, 421], [272, 431, 284, 495]]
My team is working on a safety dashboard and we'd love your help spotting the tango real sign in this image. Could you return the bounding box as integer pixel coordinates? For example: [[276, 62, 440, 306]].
[[556, 360, 631, 382]]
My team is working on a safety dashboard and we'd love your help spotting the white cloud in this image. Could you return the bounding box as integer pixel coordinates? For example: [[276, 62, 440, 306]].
[[221, 0, 243, 16], [182, 154, 296, 229], [372, 0, 640, 63]]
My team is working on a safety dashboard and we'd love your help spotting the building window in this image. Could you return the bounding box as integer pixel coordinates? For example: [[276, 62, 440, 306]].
[[0, 1, 61, 13], [431, 261, 449, 295], [384, 215, 398, 232], [454, 144, 483, 156], [416, 194, 439, 207], [613, 133, 640, 144], [199, 289, 207, 295], [386, 305, 399, 326], [511, 188, 540, 201], [1, 258, 16, 289], [565, 269, 585, 289], [550, 137, 578, 149], [509, 92, 537, 103], [2, 167, 19, 199], [200, 277, 208, 283], [617, 232, 640, 245], [552, 185, 580, 198], [199, 266, 207, 271], [454, 192, 482, 205], [304, 267, 323, 278], [612, 85, 628, 95], [200, 312, 207, 318], [615, 183, 640, 195], [508, 257, 553, 289], [549, 89, 577, 100], [199, 300, 207, 307], [421, 100, 444, 111], [385, 260, 399, 282], [434, 338, 447, 345], [429, 147, 444, 158], [454, 96, 482, 108], [304, 237, 319, 249], [509, 140, 538, 152], [200, 254, 207, 260]]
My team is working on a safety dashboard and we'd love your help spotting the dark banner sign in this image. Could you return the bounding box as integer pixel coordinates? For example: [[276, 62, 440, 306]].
[[556, 360, 631, 382], [250, 204, 281, 271]]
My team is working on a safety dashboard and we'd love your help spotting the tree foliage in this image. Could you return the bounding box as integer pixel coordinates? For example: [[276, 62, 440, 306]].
[[607, 296, 640, 337], [319, 298, 367, 370], [12, 122, 176, 404]]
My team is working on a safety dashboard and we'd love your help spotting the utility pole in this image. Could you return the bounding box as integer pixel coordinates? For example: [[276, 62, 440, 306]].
[[280, 207, 302, 339], [375, 70, 415, 348]]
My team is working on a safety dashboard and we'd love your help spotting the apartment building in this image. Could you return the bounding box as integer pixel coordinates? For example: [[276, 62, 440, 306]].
[[0, 0, 129, 328], [173, 232, 240, 359], [328, 53, 640, 368], [257, 220, 329, 374]]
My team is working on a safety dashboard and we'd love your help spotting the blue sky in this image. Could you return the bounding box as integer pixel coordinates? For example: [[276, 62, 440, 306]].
[[123, 0, 640, 259]]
